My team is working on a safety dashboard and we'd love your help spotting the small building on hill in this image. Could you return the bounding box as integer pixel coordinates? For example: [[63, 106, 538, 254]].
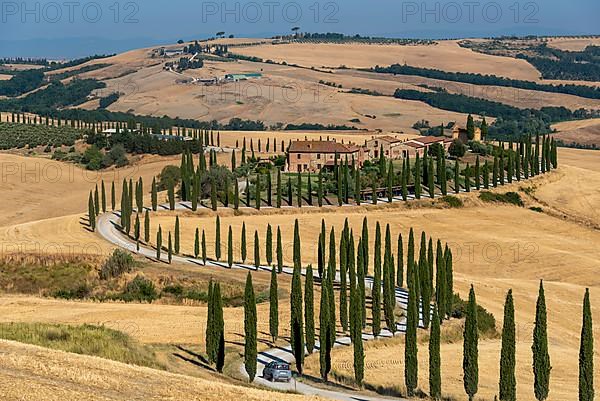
[[287, 140, 364, 172], [450, 123, 481, 143], [401, 135, 452, 157], [365, 135, 409, 159]]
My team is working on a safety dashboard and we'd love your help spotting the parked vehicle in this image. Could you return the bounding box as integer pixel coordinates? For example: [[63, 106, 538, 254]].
[[263, 362, 292, 382]]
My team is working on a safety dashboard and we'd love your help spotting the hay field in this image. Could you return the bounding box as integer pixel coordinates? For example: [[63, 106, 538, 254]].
[[547, 36, 600, 51], [232, 40, 541, 80], [0, 340, 321, 401], [0, 153, 181, 227], [534, 147, 600, 227], [98, 58, 470, 133]]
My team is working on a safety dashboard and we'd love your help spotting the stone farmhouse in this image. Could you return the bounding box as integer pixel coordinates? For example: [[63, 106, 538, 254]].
[[286, 140, 365, 172]]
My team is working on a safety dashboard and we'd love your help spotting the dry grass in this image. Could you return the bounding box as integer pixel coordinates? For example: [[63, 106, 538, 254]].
[[233, 40, 541, 80], [0, 322, 162, 368], [0, 339, 322, 401], [546, 36, 600, 51], [0, 153, 181, 227]]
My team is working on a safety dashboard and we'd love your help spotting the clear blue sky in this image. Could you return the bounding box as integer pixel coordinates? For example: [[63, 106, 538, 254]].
[[1, 0, 598, 57]]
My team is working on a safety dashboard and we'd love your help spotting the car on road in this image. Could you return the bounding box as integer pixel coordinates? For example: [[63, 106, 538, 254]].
[[263, 362, 292, 382]]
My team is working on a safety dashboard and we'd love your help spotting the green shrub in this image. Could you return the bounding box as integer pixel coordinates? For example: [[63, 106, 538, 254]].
[[441, 195, 463, 208], [451, 293, 496, 335], [479, 191, 524, 207], [53, 284, 91, 300], [119, 276, 158, 303], [530, 206, 543, 213], [99, 249, 135, 280]]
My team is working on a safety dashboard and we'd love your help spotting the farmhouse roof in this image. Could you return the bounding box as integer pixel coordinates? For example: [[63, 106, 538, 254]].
[[288, 140, 360, 154]]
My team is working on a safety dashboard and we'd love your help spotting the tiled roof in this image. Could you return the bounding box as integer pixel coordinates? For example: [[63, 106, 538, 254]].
[[370, 135, 403, 144], [288, 140, 360, 154], [410, 136, 446, 145]]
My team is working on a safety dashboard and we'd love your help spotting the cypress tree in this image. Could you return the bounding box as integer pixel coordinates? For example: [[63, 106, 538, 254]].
[[287, 176, 293, 206], [319, 271, 332, 381], [297, 170, 303, 207], [463, 285, 479, 401], [253, 230, 260, 270], [290, 245, 304, 374], [401, 159, 408, 201], [174, 216, 180, 254], [483, 161, 490, 189], [227, 226, 233, 268], [414, 153, 422, 199], [211, 176, 218, 211], [318, 232, 325, 279], [293, 219, 301, 270], [454, 161, 460, 193], [156, 226, 162, 260], [88, 191, 96, 231], [397, 233, 404, 287], [579, 288, 594, 401], [233, 177, 239, 210], [276, 226, 283, 273], [357, 238, 366, 329], [355, 168, 362, 205], [475, 156, 481, 190], [94, 185, 100, 215], [383, 224, 395, 333], [445, 246, 453, 319], [151, 177, 157, 211], [327, 227, 336, 286], [201, 229, 207, 264], [372, 222, 382, 337], [215, 216, 221, 261], [305, 264, 315, 354], [493, 156, 499, 187], [435, 240, 447, 319], [353, 283, 365, 387], [246, 176, 251, 207], [101, 181, 106, 213], [307, 172, 313, 206], [144, 211, 150, 243], [387, 160, 394, 202], [533, 280, 551, 401], [241, 222, 247, 263], [276, 169, 282, 208], [206, 281, 215, 363], [318, 169, 324, 207], [361, 217, 369, 275], [167, 181, 175, 210], [111, 181, 116, 211], [244, 272, 257, 382], [429, 306, 441, 400], [428, 156, 435, 198], [269, 265, 279, 342], [266, 224, 273, 266], [134, 213, 140, 249], [499, 289, 516, 401], [214, 283, 225, 373], [339, 233, 348, 332], [405, 266, 418, 396], [194, 227, 200, 258], [255, 173, 261, 210], [464, 163, 471, 192]]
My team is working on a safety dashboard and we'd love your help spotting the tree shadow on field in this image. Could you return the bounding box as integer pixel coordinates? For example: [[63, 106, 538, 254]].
[[173, 345, 215, 371]]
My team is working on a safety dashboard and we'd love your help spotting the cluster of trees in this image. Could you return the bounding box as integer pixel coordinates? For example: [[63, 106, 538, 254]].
[[0, 122, 82, 150], [517, 44, 600, 82], [0, 79, 106, 114], [393, 88, 599, 139], [282, 32, 434, 45], [99, 93, 120, 109], [284, 122, 360, 131], [0, 70, 45, 97], [374, 63, 600, 100]]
